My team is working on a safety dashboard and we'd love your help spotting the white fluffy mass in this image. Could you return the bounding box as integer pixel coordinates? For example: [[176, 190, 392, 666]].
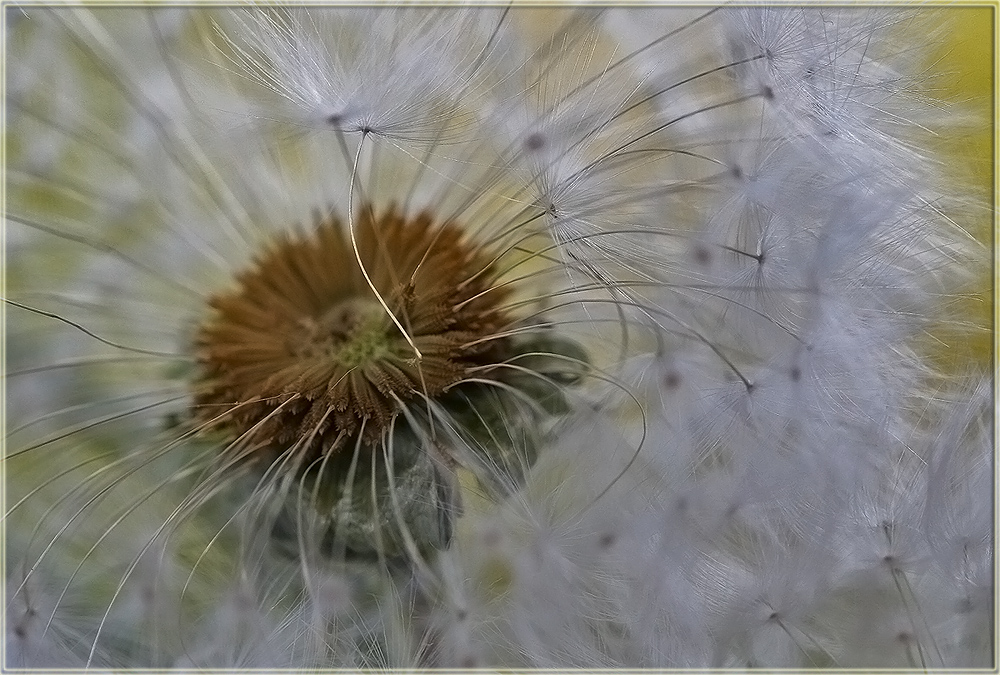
[[5, 6, 992, 670]]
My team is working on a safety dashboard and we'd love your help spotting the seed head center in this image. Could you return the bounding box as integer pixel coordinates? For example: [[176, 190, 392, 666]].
[[296, 298, 394, 367], [192, 205, 512, 455]]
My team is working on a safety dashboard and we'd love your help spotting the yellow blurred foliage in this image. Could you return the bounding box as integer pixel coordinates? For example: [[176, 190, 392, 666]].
[[924, 7, 994, 372]]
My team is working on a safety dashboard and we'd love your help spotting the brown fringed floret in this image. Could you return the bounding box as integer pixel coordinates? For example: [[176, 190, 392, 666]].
[[194, 204, 512, 454]]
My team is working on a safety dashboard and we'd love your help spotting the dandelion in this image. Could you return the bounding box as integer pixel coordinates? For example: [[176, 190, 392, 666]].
[[4, 4, 993, 670]]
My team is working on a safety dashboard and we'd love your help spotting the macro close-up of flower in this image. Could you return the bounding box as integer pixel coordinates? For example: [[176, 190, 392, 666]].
[[3, 4, 995, 670]]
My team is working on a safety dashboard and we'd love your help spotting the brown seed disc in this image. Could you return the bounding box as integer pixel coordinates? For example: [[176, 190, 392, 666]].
[[193, 204, 512, 455]]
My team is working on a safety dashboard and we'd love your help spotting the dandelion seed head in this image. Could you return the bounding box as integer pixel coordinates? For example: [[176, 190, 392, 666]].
[[5, 5, 991, 669]]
